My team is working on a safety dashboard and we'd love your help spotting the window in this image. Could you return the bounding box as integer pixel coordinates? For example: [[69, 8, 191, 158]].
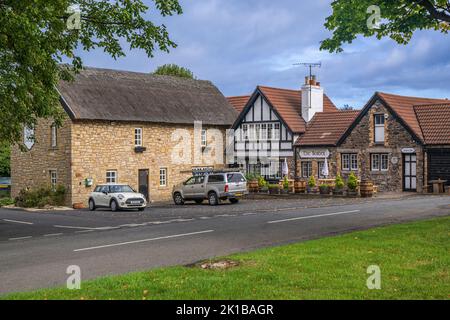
[[273, 123, 280, 140], [106, 170, 117, 184], [159, 168, 167, 187], [318, 161, 326, 178], [207, 174, 225, 183], [242, 124, 248, 141], [374, 114, 385, 143], [302, 161, 312, 178], [201, 129, 207, 147], [51, 125, 57, 148], [135, 128, 142, 146], [342, 153, 358, 171], [260, 124, 268, 141], [248, 124, 256, 141], [49, 170, 57, 189], [371, 154, 389, 171], [227, 173, 246, 183]]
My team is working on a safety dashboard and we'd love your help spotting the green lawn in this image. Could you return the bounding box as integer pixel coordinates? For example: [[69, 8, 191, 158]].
[[3, 217, 449, 300]]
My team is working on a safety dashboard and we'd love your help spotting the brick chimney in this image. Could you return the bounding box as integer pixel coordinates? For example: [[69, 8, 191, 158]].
[[301, 75, 324, 122]]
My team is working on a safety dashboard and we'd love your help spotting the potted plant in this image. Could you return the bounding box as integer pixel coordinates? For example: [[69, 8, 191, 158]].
[[333, 175, 345, 195], [281, 176, 290, 194], [268, 184, 280, 195], [347, 172, 358, 196], [307, 176, 318, 193], [258, 176, 268, 193], [246, 173, 259, 193], [319, 184, 330, 195]]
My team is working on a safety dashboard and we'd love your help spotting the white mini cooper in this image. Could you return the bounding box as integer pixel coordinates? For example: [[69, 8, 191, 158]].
[[89, 184, 147, 211]]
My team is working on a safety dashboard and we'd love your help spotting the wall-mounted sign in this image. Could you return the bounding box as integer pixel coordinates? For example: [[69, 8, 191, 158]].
[[299, 149, 330, 159], [401, 148, 416, 154]]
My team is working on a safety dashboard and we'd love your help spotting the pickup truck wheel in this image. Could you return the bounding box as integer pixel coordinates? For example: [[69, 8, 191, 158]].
[[173, 193, 184, 205], [110, 199, 119, 212], [208, 192, 219, 206], [88, 199, 96, 211], [229, 198, 239, 204]]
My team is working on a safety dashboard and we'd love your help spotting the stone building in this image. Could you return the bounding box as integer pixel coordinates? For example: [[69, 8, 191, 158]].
[[295, 92, 450, 193], [11, 67, 238, 206], [227, 76, 337, 180]]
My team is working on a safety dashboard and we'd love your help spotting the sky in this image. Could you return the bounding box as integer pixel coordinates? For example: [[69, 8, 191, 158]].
[[76, 0, 450, 109]]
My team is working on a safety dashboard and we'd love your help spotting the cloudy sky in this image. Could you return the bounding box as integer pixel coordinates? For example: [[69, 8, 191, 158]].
[[77, 0, 450, 109]]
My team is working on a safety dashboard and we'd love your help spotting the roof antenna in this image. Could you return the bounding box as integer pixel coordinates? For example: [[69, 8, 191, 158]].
[[293, 62, 322, 108]]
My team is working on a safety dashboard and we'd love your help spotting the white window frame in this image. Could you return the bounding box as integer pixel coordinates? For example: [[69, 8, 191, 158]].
[[241, 124, 248, 141], [49, 170, 57, 189], [318, 161, 326, 178], [106, 170, 117, 184], [51, 124, 57, 148], [371, 153, 389, 171], [135, 128, 142, 147], [260, 123, 268, 141], [159, 168, 167, 187], [342, 153, 358, 171], [272, 123, 280, 140], [302, 161, 312, 178], [201, 129, 207, 147], [248, 124, 256, 141], [374, 114, 385, 143]]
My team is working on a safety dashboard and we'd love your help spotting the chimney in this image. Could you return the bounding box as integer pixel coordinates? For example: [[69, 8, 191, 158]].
[[301, 75, 324, 122]]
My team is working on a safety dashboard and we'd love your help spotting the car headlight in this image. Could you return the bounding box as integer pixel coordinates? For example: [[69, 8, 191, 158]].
[[117, 194, 125, 200]]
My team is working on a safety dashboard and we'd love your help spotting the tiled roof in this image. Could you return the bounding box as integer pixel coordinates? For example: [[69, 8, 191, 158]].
[[377, 92, 449, 141], [414, 103, 450, 145], [258, 86, 337, 133], [295, 110, 360, 146], [227, 95, 251, 113]]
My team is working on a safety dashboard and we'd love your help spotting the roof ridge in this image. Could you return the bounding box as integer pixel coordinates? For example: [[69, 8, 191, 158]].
[[378, 91, 448, 102], [257, 85, 300, 93], [227, 95, 251, 99]]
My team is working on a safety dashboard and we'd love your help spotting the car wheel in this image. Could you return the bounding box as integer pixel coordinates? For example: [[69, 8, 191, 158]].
[[208, 192, 219, 206], [110, 199, 119, 212], [195, 199, 203, 204], [88, 199, 96, 211], [173, 193, 184, 205], [229, 198, 239, 204]]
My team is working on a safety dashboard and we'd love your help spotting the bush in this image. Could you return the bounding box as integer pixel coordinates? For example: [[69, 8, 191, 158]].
[[308, 176, 316, 188], [15, 185, 66, 208], [335, 175, 345, 190], [283, 176, 289, 190], [268, 184, 280, 189], [319, 184, 330, 190], [347, 173, 358, 191], [258, 176, 268, 188], [0, 197, 14, 207], [245, 173, 257, 181]]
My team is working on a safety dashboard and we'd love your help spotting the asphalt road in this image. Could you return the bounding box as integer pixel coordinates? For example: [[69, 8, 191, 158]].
[[0, 195, 449, 294]]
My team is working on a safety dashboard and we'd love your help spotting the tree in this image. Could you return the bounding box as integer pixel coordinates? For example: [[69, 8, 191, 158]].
[[153, 64, 195, 79], [0, 143, 10, 177], [0, 0, 182, 146], [341, 104, 355, 110], [321, 0, 450, 53]]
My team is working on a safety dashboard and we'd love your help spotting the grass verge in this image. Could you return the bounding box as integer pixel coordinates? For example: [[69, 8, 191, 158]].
[[3, 217, 449, 300]]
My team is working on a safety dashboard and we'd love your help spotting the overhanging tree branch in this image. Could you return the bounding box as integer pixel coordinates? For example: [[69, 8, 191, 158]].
[[413, 0, 450, 22]]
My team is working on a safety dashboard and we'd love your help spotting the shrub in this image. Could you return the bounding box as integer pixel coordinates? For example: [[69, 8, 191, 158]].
[[268, 184, 280, 189], [347, 172, 358, 191], [319, 184, 330, 190], [335, 175, 345, 190], [0, 197, 14, 207], [308, 176, 316, 188], [15, 185, 66, 208], [258, 176, 268, 188], [283, 176, 289, 190], [245, 173, 257, 181]]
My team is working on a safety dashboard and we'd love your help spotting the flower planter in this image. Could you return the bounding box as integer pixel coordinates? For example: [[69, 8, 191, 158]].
[[319, 187, 330, 195], [247, 179, 259, 193], [294, 180, 306, 194], [332, 189, 344, 196], [360, 180, 374, 198]]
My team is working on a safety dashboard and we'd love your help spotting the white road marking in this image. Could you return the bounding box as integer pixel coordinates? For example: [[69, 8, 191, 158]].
[[243, 212, 257, 216], [3, 219, 33, 225], [75, 230, 95, 234], [54, 225, 97, 230], [73, 230, 214, 252], [9, 236, 32, 241], [267, 210, 361, 224], [44, 233, 63, 237]]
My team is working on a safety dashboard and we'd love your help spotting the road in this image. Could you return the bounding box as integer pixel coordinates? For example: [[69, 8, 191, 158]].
[[0, 195, 449, 294]]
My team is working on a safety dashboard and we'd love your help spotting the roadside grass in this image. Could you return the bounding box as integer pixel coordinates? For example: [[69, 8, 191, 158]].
[[3, 217, 449, 300]]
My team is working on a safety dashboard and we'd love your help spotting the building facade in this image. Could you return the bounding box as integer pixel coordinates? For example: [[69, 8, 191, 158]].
[[295, 92, 450, 193], [11, 68, 238, 206]]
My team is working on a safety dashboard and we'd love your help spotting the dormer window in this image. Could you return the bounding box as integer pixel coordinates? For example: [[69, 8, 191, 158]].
[[374, 114, 385, 143]]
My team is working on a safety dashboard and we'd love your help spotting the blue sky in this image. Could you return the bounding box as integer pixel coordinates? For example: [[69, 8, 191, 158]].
[[77, 0, 450, 109]]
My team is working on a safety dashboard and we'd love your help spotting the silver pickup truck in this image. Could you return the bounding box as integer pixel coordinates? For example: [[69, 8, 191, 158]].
[[172, 172, 248, 206]]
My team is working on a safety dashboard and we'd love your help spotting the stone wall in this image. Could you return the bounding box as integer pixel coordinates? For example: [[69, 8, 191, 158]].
[[11, 116, 72, 203], [339, 100, 423, 192], [70, 121, 228, 205]]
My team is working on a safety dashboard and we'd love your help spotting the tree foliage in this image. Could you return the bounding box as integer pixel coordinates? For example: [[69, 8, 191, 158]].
[[0, 0, 182, 145], [153, 64, 195, 79], [321, 0, 450, 53], [0, 143, 10, 176]]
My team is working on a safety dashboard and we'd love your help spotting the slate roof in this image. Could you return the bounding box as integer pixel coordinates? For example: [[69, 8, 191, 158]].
[[295, 110, 360, 146], [414, 103, 450, 145], [58, 67, 238, 126]]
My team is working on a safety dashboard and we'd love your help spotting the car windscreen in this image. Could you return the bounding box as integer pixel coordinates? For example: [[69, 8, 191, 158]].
[[227, 173, 246, 183], [109, 185, 134, 193]]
